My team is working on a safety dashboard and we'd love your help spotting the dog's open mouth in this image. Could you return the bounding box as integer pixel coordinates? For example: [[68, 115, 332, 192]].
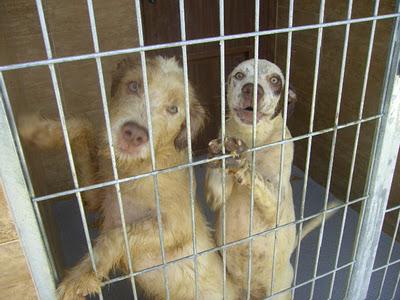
[[234, 106, 263, 125]]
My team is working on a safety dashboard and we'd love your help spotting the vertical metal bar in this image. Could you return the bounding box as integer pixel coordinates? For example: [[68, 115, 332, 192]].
[[390, 265, 400, 300], [345, 4, 400, 295], [85, 1, 139, 298], [246, 0, 260, 298], [290, 1, 326, 298], [177, 1, 200, 299], [133, 1, 170, 298], [218, 0, 228, 298], [308, 1, 353, 298], [270, 0, 293, 295], [377, 209, 400, 298], [0, 88, 57, 300], [33, 2, 103, 298], [346, 11, 400, 299], [0, 72, 59, 283], [327, 1, 380, 298]]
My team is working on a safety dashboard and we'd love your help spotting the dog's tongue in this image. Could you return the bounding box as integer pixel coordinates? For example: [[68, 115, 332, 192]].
[[236, 108, 261, 125]]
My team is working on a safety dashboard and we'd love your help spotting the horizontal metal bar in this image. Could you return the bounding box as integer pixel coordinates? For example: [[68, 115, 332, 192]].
[[386, 205, 400, 213], [0, 13, 399, 72], [32, 114, 381, 203], [265, 261, 354, 300], [101, 196, 366, 287], [373, 257, 400, 272]]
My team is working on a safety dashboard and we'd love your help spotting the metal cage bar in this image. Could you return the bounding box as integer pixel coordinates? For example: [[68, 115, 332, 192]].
[[309, 0, 354, 298], [30, 114, 381, 204], [100, 195, 366, 288], [0, 2, 399, 299], [291, 0, 326, 296], [246, 0, 260, 298], [133, 0, 171, 298], [177, 1, 200, 298], [392, 264, 400, 299], [85, 0, 139, 298], [218, 0, 228, 298], [0, 93, 57, 300], [328, 1, 381, 298], [1, 14, 399, 73], [346, 8, 400, 298], [376, 208, 400, 298], [0, 72, 59, 283], [270, 0, 294, 295], [33, 2, 104, 299]]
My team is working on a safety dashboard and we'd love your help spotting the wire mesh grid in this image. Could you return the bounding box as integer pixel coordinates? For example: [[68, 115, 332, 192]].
[[0, 0, 399, 299]]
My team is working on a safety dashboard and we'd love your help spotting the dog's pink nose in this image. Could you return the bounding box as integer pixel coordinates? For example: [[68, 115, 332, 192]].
[[121, 122, 148, 146], [241, 83, 264, 100]]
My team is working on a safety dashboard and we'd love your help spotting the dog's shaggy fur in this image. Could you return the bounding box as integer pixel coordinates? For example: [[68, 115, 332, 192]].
[[205, 59, 320, 299], [20, 56, 237, 299]]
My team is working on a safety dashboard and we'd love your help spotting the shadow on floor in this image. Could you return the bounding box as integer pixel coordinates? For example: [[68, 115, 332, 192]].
[[52, 163, 400, 299]]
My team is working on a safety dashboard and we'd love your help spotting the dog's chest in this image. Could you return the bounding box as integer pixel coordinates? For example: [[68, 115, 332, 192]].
[[251, 142, 293, 187], [248, 148, 279, 182], [102, 185, 155, 230]]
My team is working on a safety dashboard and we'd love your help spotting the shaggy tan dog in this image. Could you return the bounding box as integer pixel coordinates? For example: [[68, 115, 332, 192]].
[[205, 59, 332, 299], [20, 56, 237, 299]]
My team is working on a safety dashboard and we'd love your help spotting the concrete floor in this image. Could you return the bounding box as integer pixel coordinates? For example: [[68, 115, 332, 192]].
[[53, 163, 400, 299]]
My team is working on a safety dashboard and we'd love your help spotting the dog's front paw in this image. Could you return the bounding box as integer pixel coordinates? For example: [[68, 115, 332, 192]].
[[19, 115, 59, 149], [224, 137, 247, 157], [224, 137, 248, 171], [57, 272, 102, 300], [207, 137, 248, 171], [207, 138, 223, 168]]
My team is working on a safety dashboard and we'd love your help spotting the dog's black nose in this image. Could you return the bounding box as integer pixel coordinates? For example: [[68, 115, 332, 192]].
[[241, 83, 264, 100]]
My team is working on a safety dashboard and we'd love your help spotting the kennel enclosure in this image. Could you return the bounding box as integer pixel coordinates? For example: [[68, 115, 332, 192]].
[[0, 0, 400, 299]]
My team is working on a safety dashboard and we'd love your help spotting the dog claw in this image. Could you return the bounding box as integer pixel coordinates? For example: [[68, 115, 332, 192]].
[[208, 138, 223, 156], [224, 137, 248, 155], [208, 137, 249, 171]]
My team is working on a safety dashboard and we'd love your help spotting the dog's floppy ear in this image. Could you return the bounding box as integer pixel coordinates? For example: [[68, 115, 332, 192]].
[[111, 57, 135, 98], [271, 84, 297, 119], [287, 87, 297, 118], [174, 88, 207, 151]]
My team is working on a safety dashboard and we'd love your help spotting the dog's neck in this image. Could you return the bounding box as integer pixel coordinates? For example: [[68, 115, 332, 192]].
[[226, 114, 285, 147], [114, 144, 188, 178]]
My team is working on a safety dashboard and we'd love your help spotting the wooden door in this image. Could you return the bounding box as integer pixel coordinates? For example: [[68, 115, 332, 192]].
[[141, 0, 277, 154]]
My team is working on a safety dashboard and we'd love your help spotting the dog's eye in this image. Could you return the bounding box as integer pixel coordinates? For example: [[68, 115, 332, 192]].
[[167, 105, 178, 114], [234, 72, 245, 80], [270, 76, 280, 85], [128, 81, 139, 93]]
